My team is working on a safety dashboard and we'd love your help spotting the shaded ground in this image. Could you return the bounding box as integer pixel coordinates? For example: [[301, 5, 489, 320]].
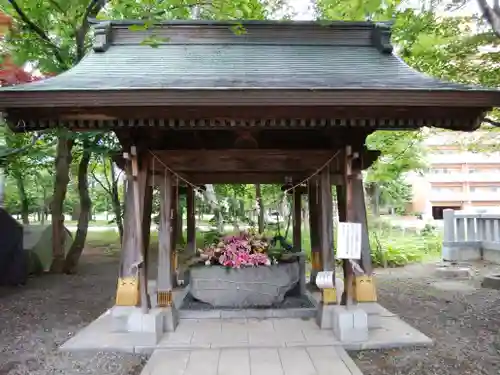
[[0, 249, 146, 375], [1, 252, 500, 375]]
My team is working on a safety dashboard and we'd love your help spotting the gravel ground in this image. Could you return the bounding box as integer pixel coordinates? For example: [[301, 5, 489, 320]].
[[2, 253, 500, 375], [0, 251, 146, 375], [352, 262, 500, 375]]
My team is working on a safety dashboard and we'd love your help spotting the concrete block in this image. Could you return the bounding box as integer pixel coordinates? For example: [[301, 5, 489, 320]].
[[111, 305, 135, 317], [162, 307, 179, 332], [125, 308, 165, 343], [126, 309, 144, 332], [316, 304, 335, 330], [143, 309, 165, 333], [482, 274, 500, 290], [331, 306, 368, 342], [435, 265, 473, 280], [110, 306, 135, 332]]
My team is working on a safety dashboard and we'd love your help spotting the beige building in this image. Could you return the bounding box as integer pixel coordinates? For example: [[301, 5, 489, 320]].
[[409, 131, 500, 219]]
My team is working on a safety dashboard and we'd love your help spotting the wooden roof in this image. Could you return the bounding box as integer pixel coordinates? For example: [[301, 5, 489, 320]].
[[1, 20, 499, 132]]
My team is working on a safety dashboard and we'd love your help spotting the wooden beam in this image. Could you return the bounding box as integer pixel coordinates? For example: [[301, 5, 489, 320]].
[[147, 172, 344, 185], [150, 149, 340, 173]]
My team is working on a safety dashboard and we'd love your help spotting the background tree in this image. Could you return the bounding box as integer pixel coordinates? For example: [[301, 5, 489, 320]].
[[0, 0, 296, 272]]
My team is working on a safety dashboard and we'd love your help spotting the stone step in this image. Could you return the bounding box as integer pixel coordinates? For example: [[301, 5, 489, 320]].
[[141, 346, 363, 375]]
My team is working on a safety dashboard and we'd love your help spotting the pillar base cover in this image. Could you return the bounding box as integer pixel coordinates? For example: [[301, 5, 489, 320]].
[[354, 275, 377, 302], [321, 288, 337, 305], [115, 277, 140, 306]]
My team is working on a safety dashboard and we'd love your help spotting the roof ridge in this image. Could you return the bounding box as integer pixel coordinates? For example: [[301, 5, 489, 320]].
[[91, 19, 394, 54], [89, 18, 382, 28]]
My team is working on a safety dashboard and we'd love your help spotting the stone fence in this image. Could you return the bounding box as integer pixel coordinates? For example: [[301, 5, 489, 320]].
[[442, 209, 500, 263]]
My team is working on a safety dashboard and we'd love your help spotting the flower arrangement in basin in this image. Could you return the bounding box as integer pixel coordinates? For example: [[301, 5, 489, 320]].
[[186, 231, 302, 307], [189, 230, 299, 269]]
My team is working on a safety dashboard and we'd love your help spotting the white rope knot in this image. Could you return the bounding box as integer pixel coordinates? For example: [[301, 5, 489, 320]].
[[349, 259, 365, 276]]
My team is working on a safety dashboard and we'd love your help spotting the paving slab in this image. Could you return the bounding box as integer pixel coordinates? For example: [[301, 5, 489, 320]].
[[62, 311, 432, 354], [140, 347, 363, 375]]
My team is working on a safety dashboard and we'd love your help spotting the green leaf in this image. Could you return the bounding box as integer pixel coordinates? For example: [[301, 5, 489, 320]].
[[128, 24, 149, 31]]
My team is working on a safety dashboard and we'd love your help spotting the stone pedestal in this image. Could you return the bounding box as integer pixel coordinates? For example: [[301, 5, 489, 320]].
[[331, 306, 368, 342], [110, 305, 178, 343], [190, 262, 300, 308], [316, 304, 336, 330]]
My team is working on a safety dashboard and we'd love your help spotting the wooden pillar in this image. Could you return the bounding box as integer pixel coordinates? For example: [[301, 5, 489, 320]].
[[352, 173, 377, 302], [170, 187, 179, 288], [184, 186, 196, 285], [142, 185, 153, 279], [340, 146, 377, 304], [115, 148, 150, 312], [186, 186, 196, 255], [352, 176, 372, 275], [319, 168, 334, 271], [293, 188, 306, 295], [157, 170, 173, 307], [308, 180, 321, 286], [341, 146, 356, 306], [336, 184, 349, 306], [318, 168, 336, 305]]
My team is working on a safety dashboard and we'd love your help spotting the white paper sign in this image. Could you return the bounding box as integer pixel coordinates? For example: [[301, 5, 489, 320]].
[[337, 222, 362, 259]]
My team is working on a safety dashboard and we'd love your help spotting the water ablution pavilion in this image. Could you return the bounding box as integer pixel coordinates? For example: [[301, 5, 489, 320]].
[[2, 19, 500, 373]]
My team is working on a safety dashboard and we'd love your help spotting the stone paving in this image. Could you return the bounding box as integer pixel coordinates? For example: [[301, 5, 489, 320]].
[[137, 315, 432, 375], [61, 304, 432, 354], [157, 318, 339, 349], [141, 318, 360, 374], [141, 347, 362, 375]]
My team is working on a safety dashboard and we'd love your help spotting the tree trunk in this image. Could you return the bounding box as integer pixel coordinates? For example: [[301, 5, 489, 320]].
[[50, 136, 74, 274], [110, 158, 124, 243], [477, 0, 500, 38], [63, 138, 93, 274], [255, 183, 264, 233], [14, 173, 30, 224], [41, 188, 47, 225]]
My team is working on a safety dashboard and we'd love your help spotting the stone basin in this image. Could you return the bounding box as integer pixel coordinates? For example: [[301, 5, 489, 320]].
[[189, 262, 300, 308]]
